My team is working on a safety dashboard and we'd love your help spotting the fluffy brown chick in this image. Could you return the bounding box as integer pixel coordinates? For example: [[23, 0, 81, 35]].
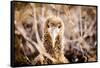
[[43, 16, 68, 64]]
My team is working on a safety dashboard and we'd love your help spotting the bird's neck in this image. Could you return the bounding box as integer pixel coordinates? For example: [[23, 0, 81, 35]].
[[43, 31, 66, 63]]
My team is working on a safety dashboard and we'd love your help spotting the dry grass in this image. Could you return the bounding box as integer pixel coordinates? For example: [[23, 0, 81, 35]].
[[13, 2, 97, 65]]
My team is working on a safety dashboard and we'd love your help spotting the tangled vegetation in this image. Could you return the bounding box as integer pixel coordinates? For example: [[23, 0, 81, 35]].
[[13, 1, 97, 66]]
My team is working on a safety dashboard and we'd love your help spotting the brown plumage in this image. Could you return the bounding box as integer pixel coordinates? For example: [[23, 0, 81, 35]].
[[43, 16, 68, 64]]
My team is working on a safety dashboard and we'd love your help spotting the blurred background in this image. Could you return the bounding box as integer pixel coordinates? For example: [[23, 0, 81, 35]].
[[14, 1, 97, 65]]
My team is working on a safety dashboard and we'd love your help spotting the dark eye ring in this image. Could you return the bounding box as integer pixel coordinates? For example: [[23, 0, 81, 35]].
[[58, 25, 61, 28], [47, 24, 49, 28]]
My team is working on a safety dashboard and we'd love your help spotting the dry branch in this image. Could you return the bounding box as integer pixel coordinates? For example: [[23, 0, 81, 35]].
[[15, 22, 57, 63]]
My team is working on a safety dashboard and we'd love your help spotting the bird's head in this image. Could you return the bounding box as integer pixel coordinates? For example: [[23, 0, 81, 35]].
[[44, 16, 64, 47]]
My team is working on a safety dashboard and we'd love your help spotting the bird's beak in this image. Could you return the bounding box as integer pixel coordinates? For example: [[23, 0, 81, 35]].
[[48, 27, 59, 47]]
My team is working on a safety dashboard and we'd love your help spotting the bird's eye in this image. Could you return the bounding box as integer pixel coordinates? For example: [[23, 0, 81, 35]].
[[57, 22, 61, 28], [58, 24, 61, 28], [47, 24, 50, 28]]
